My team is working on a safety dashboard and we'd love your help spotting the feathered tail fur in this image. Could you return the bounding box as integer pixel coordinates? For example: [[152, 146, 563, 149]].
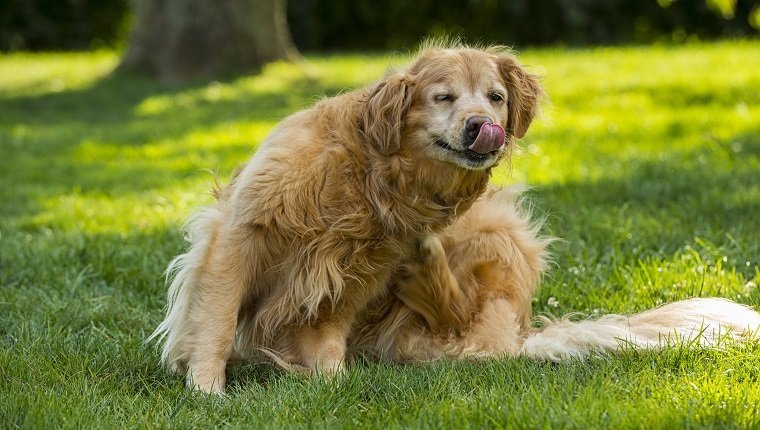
[[147, 205, 223, 372], [521, 297, 760, 361]]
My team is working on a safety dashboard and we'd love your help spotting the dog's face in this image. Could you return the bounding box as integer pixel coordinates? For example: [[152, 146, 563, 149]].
[[408, 51, 514, 170], [362, 47, 543, 171]]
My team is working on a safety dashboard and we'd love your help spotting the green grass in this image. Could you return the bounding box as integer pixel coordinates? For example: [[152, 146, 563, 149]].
[[1, 41, 759, 428]]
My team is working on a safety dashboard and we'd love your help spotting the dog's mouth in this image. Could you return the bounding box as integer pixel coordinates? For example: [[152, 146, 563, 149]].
[[433, 122, 506, 168], [434, 139, 498, 164]]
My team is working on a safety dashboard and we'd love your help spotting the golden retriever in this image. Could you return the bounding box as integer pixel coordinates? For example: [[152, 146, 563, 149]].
[[150, 42, 544, 393], [151, 42, 760, 394]]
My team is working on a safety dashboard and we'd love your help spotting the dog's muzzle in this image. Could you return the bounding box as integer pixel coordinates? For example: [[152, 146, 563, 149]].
[[464, 116, 506, 154]]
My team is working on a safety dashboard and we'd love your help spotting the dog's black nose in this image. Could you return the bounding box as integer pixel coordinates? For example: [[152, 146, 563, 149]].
[[464, 116, 491, 145]]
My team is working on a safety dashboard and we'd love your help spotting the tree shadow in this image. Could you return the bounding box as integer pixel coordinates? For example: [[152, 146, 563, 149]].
[[0, 67, 351, 227], [0, 66, 342, 140]]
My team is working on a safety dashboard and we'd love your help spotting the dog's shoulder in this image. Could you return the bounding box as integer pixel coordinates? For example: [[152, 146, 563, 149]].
[[222, 92, 376, 233]]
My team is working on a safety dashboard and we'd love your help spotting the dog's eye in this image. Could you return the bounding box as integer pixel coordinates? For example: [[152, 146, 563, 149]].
[[434, 94, 455, 102], [489, 92, 505, 103]]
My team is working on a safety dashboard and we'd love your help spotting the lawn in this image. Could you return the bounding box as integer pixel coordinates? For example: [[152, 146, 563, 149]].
[[1, 41, 759, 428]]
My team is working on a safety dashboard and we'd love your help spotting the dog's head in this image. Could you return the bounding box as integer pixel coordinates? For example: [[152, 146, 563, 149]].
[[361, 45, 543, 171]]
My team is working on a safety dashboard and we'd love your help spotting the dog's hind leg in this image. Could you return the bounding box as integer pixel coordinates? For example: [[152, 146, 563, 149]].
[[182, 227, 257, 394], [181, 255, 247, 393], [394, 235, 474, 333], [151, 208, 254, 394]]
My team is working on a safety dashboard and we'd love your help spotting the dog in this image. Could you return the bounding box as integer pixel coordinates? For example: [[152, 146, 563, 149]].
[[150, 42, 544, 393], [349, 186, 760, 362]]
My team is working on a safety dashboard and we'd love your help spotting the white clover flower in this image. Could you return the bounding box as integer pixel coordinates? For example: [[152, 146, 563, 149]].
[[745, 281, 757, 294]]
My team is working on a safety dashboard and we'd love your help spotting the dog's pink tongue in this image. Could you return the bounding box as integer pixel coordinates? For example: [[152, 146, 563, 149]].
[[468, 123, 506, 154]]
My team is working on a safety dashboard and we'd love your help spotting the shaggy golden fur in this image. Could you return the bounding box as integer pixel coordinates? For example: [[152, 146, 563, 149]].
[[150, 43, 544, 393], [152, 43, 760, 394]]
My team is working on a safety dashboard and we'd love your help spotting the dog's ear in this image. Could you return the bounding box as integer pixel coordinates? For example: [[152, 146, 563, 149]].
[[361, 72, 412, 155], [496, 53, 544, 139]]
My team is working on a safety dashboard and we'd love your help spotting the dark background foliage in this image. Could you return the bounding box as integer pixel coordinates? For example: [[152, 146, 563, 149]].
[[0, 0, 131, 51], [0, 0, 757, 52], [288, 0, 758, 50]]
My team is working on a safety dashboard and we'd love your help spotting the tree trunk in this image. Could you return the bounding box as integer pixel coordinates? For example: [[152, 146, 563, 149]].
[[117, 0, 299, 83]]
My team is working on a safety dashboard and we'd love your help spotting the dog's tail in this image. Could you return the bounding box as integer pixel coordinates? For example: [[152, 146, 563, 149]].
[[520, 298, 760, 361]]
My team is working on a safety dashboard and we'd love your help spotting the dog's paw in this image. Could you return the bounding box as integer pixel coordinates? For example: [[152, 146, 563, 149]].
[[417, 235, 446, 264], [394, 235, 447, 283], [186, 370, 226, 396]]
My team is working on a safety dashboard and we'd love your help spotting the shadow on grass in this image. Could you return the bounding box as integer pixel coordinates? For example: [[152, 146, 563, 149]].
[[0, 66, 355, 132], [0, 70, 351, 225]]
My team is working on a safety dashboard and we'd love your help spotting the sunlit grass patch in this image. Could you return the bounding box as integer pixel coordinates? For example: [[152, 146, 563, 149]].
[[0, 51, 117, 98], [511, 41, 760, 185]]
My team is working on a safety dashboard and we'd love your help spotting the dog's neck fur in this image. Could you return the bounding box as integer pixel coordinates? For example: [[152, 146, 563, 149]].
[[363, 148, 491, 236]]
